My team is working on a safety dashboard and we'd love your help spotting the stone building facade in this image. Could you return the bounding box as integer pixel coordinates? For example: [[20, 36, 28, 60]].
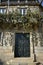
[[0, 0, 43, 65]]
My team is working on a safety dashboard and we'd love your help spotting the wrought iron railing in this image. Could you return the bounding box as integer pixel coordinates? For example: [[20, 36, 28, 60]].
[[0, 1, 39, 6]]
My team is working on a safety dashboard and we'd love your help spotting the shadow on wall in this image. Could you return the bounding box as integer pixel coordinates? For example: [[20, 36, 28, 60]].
[[0, 59, 6, 65], [36, 62, 42, 65]]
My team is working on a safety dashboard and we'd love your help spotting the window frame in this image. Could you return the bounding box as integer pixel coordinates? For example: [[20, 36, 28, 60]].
[[0, 8, 6, 14], [18, 8, 27, 15]]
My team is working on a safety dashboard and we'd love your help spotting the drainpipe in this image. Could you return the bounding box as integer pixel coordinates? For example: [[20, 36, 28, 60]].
[[8, 0, 9, 13], [32, 32, 37, 62], [33, 41, 36, 62]]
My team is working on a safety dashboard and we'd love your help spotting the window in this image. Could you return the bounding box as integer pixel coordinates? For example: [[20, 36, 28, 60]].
[[0, 0, 1, 2], [0, 8, 6, 14], [10, 0, 18, 1], [41, 1, 43, 7], [19, 8, 27, 15], [36, 0, 43, 7], [24, 0, 34, 1], [1, 0, 7, 2], [20, 0, 25, 2]]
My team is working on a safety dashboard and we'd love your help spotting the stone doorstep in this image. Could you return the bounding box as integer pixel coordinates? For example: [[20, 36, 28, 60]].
[[6, 61, 38, 65], [6, 57, 34, 63]]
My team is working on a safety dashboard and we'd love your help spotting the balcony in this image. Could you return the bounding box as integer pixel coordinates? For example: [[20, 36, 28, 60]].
[[0, 0, 39, 6]]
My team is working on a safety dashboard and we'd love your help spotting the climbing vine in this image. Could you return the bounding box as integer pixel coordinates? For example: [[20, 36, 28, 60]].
[[0, 8, 42, 31]]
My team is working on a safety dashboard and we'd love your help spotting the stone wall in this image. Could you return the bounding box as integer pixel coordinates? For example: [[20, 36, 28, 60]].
[[0, 5, 43, 63], [0, 32, 13, 46]]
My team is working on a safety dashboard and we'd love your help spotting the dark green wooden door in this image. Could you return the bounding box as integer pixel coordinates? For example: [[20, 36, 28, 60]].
[[15, 33, 30, 57]]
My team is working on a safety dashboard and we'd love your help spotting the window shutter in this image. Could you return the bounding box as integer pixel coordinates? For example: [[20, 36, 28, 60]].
[[0, 0, 1, 2]]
